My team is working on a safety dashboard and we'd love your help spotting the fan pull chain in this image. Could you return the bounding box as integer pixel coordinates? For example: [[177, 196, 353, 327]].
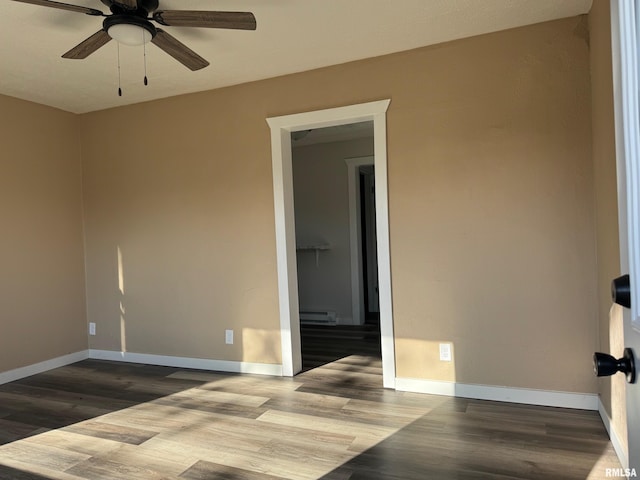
[[117, 43, 122, 97], [143, 35, 148, 86]]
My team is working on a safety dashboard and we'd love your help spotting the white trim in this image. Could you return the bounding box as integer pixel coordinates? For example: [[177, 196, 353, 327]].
[[89, 350, 283, 376], [599, 398, 630, 470], [346, 156, 375, 326], [267, 117, 302, 377], [612, 0, 640, 331], [267, 99, 396, 388], [372, 107, 395, 388], [395, 377, 598, 410], [0, 350, 89, 386]]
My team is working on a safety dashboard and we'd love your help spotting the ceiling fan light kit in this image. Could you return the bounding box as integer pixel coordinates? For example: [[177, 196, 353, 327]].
[[104, 15, 155, 46], [11, 0, 256, 71]]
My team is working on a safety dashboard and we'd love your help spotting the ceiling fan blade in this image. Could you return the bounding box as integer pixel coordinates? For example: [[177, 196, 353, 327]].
[[153, 11, 256, 30], [151, 29, 209, 71], [62, 30, 112, 59], [111, 0, 137, 10], [10, 0, 103, 15]]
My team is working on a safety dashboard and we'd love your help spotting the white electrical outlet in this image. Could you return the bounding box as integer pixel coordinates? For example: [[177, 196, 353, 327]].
[[89, 322, 96, 336], [225, 329, 234, 345], [439, 343, 452, 362]]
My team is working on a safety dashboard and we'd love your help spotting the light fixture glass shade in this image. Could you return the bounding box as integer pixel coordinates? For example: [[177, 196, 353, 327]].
[[108, 24, 152, 46]]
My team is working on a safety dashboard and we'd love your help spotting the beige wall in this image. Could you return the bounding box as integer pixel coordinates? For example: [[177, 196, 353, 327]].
[[589, 0, 627, 453], [0, 94, 87, 372], [293, 137, 374, 324], [390, 17, 596, 392], [80, 90, 282, 363], [80, 16, 597, 392]]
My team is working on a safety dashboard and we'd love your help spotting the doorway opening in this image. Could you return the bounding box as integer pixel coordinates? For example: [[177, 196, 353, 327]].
[[359, 165, 380, 324], [267, 99, 396, 388], [291, 125, 381, 371]]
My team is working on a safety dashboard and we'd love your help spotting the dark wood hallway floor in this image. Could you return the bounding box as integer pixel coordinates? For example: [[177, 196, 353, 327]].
[[300, 323, 381, 371], [0, 348, 621, 479]]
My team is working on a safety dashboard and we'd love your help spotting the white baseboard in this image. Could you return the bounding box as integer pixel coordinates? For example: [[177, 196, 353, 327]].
[[89, 350, 283, 376], [598, 399, 629, 469], [395, 377, 598, 410], [0, 350, 89, 386]]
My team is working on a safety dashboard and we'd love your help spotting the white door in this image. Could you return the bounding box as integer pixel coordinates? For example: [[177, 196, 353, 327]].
[[611, 0, 640, 471]]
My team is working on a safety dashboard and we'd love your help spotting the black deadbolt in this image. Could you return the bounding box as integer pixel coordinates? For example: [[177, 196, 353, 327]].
[[611, 274, 631, 308], [593, 348, 636, 384]]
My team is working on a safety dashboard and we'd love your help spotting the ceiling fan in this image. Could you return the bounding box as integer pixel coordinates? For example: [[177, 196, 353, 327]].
[[10, 0, 257, 71]]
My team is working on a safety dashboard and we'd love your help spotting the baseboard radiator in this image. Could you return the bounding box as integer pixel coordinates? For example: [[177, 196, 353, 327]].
[[299, 311, 337, 325]]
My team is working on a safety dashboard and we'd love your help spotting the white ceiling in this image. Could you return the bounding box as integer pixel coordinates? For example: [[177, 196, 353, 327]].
[[0, 0, 593, 114]]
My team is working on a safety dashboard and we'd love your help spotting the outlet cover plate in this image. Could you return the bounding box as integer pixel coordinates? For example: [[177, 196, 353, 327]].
[[439, 343, 452, 362]]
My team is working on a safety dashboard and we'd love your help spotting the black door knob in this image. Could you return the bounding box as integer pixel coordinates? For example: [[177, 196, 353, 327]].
[[611, 274, 631, 308], [593, 348, 636, 384]]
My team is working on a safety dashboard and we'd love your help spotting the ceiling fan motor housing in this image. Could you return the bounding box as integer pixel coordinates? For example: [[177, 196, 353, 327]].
[[100, 0, 159, 14]]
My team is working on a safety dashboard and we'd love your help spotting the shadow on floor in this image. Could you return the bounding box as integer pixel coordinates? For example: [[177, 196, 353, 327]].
[[300, 324, 381, 372], [0, 359, 219, 446], [318, 398, 620, 480]]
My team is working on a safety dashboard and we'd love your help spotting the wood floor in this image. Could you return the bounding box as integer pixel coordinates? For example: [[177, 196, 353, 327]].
[[300, 324, 381, 371], [0, 329, 621, 479]]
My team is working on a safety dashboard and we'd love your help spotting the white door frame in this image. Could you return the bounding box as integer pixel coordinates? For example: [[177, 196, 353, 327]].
[[612, 0, 640, 331], [267, 99, 396, 388], [346, 156, 375, 326], [610, 0, 640, 471]]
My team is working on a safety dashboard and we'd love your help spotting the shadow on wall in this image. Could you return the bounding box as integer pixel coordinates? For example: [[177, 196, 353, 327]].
[[109, 244, 282, 366]]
